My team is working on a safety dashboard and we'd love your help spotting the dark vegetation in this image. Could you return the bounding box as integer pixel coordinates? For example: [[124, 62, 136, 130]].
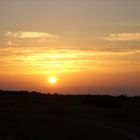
[[0, 90, 140, 140]]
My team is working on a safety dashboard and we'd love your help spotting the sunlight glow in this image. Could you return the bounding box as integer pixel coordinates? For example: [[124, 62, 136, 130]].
[[48, 76, 57, 84]]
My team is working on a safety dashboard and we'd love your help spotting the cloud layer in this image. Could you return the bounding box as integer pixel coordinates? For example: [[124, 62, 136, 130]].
[[103, 33, 140, 41], [0, 45, 140, 75], [4, 31, 58, 46], [5, 31, 57, 39]]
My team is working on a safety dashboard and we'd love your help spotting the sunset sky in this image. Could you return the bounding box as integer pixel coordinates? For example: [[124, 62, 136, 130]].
[[0, 0, 140, 95]]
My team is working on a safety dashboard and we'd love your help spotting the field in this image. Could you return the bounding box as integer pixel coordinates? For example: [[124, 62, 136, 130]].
[[0, 90, 140, 140]]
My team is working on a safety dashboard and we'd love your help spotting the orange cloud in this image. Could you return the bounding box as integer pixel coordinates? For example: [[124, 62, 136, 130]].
[[4, 31, 58, 46], [0, 46, 140, 75], [102, 33, 140, 41], [5, 31, 57, 39]]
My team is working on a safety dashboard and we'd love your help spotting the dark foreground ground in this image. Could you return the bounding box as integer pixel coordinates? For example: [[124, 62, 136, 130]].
[[0, 90, 140, 140]]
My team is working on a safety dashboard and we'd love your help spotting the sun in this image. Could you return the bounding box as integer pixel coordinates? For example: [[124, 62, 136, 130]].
[[48, 76, 57, 84]]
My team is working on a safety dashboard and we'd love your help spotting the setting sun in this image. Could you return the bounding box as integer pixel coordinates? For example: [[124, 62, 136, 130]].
[[48, 76, 57, 84], [0, 0, 140, 96]]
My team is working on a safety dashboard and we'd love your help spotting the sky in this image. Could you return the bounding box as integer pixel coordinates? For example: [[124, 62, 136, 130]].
[[0, 0, 140, 95]]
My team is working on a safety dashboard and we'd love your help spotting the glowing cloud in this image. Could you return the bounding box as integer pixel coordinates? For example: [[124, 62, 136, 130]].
[[4, 31, 58, 46], [6, 40, 19, 46], [0, 46, 140, 75], [5, 31, 57, 39], [102, 33, 140, 41]]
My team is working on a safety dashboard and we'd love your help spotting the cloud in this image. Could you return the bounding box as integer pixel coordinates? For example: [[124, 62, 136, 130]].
[[4, 31, 58, 47], [1, 45, 140, 75], [102, 33, 140, 41], [5, 31, 57, 39], [6, 40, 19, 46]]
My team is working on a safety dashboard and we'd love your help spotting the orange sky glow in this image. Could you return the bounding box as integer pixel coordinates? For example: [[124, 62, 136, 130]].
[[0, 0, 140, 95]]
